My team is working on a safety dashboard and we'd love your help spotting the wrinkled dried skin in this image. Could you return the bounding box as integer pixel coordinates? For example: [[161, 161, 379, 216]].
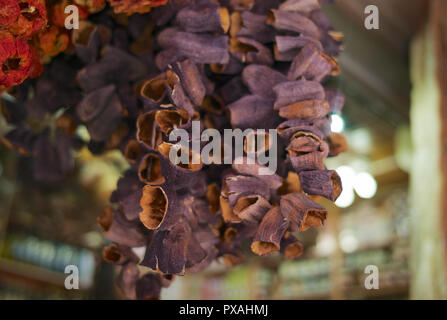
[[108, 0, 167, 15], [274, 35, 323, 62], [155, 109, 190, 134], [157, 142, 203, 172], [130, 20, 155, 55], [231, 220, 259, 240], [0, 0, 20, 27], [279, 0, 321, 13], [227, 95, 278, 130], [140, 75, 167, 104], [7, 0, 47, 39], [229, 37, 273, 65], [243, 131, 271, 155], [86, 97, 123, 142], [188, 172, 209, 198], [325, 88, 345, 114], [251, 207, 288, 256], [222, 252, 245, 267], [189, 246, 218, 274], [1, 127, 33, 156], [242, 64, 286, 99], [77, 84, 115, 122], [220, 195, 242, 223], [327, 132, 348, 156], [124, 139, 146, 163], [278, 99, 330, 120], [217, 76, 248, 104], [141, 223, 190, 275], [191, 197, 219, 225], [277, 171, 302, 196], [223, 227, 238, 243], [72, 21, 111, 64], [210, 56, 244, 75], [77, 46, 148, 93], [287, 131, 325, 155], [102, 244, 124, 264], [229, 0, 255, 11], [139, 185, 168, 230], [226, 175, 270, 206], [233, 195, 271, 223], [232, 158, 283, 189], [289, 152, 325, 172], [200, 95, 225, 115], [136, 111, 163, 149], [160, 274, 175, 288], [206, 183, 221, 214], [267, 9, 320, 38], [157, 27, 230, 65], [287, 131, 329, 172], [280, 193, 327, 231], [280, 233, 304, 259], [277, 119, 326, 141], [117, 262, 139, 300], [102, 244, 138, 265], [171, 59, 206, 106], [166, 69, 195, 115], [273, 80, 325, 110], [185, 233, 207, 269], [175, 3, 230, 33], [288, 43, 340, 81], [231, 11, 275, 43], [138, 153, 166, 185], [98, 206, 146, 247], [299, 170, 342, 201], [120, 189, 143, 221]]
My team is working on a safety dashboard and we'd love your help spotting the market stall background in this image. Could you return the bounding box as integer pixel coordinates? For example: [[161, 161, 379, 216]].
[[1, 0, 445, 299]]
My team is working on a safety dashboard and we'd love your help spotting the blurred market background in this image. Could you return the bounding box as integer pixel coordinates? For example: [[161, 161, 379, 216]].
[[1, 0, 446, 299]]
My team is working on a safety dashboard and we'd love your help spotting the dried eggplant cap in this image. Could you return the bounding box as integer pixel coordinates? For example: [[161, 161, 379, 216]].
[[280, 234, 304, 259], [136, 111, 163, 149], [155, 109, 190, 134], [279, 0, 321, 13], [102, 244, 138, 265], [175, 3, 230, 33], [139, 185, 168, 230], [299, 170, 342, 201], [206, 183, 220, 214], [243, 130, 271, 155], [102, 244, 123, 264], [140, 75, 167, 103], [157, 142, 203, 171], [233, 195, 271, 223], [251, 206, 288, 256], [327, 132, 347, 156], [98, 206, 146, 247], [278, 99, 330, 120], [200, 95, 225, 115], [280, 193, 327, 231], [124, 139, 146, 163], [220, 195, 242, 223]]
